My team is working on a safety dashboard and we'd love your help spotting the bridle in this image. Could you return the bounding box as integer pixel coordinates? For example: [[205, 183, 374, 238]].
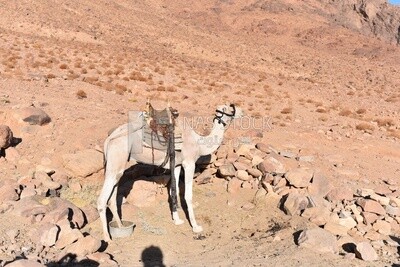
[[213, 104, 236, 126]]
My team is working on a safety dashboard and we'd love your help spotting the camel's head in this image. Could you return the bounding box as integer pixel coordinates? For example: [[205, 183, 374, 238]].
[[214, 104, 243, 127]]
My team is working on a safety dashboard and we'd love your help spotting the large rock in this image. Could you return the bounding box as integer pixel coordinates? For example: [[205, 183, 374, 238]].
[[126, 179, 158, 207], [218, 163, 236, 177], [355, 241, 378, 261], [61, 235, 101, 258], [62, 149, 103, 177], [14, 106, 51, 125], [326, 187, 353, 202], [324, 221, 349, 236], [285, 167, 314, 188], [257, 156, 286, 175], [307, 173, 332, 198], [357, 199, 386, 215], [5, 259, 45, 267], [41, 197, 86, 229], [0, 179, 19, 204], [297, 228, 338, 254], [0, 125, 13, 149], [38, 223, 59, 247], [283, 192, 309, 216]]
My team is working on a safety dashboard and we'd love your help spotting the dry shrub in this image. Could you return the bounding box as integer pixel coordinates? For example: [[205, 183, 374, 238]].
[[104, 70, 113, 76], [116, 84, 127, 92], [314, 101, 323, 107], [59, 63, 68, 69], [339, 109, 352, 117], [355, 122, 374, 132], [316, 108, 328, 113], [101, 62, 111, 68], [347, 91, 355, 96], [115, 87, 125, 95], [356, 108, 367, 114], [122, 76, 130, 81], [385, 95, 398, 103], [74, 62, 82, 68], [166, 86, 177, 92], [156, 86, 166, 92], [319, 116, 328, 122], [46, 73, 56, 79], [388, 130, 400, 139], [374, 118, 395, 127], [83, 76, 99, 84], [281, 107, 292, 114], [81, 68, 88, 74], [76, 90, 87, 99]]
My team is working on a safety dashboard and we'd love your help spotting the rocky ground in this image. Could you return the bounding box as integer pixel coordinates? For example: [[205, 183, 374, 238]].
[[0, 0, 399, 266]]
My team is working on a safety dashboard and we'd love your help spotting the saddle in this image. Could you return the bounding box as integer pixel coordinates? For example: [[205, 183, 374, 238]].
[[142, 101, 183, 151]]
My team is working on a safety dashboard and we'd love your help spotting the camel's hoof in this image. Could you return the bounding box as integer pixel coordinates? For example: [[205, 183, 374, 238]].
[[193, 225, 203, 233], [174, 219, 184, 225]]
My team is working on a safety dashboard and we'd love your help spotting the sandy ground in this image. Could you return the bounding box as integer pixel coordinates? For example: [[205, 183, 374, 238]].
[[0, 0, 399, 266]]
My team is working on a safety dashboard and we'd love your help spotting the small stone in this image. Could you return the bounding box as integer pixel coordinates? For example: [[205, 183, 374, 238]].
[[296, 155, 315, 162], [307, 173, 332, 198], [372, 220, 391, 235], [234, 144, 254, 158], [279, 150, 296, 158], [0, 125, 13, 149], [55, 227, 83, 250], [61, 235, 101, 258], [363, 231, 382, 241], [255, 142, 272, 153], [386, 205, 400, 217], [227, 177, 242, 194], [374, 184, 392, 196], [233, 161, 251, 171], [126, 180, 158, 207], [297, 228, 338, 254], [5, 259, 45, 267], [0, 181, 19, 204], [356, 188, 375, 197], [235, 170, 250, 181], [283, 192, 309, 216], [324, 221, 349, 236], [87, 252, 118, 266], [326, 187, 353, 202], [81, 205, 100, 224], [251, 155, 264, 166], [285, 167, 314, 188], [361, 212, 379, 225], [241, 202, 256, 210], [38, 223, 60, 247], [218, 163, 236, 177], [355, 242, 378, 261], [302, 207, 331, 226], [196, 168, 216, 184], [15, 106, 51, 125], [247, 168, 262, 178], [357, 199, 386, 216], [338, 217, 357, 230], [62, 149, 104, 177], [257, 156, 286, 175], [370, 193, 390, 206]]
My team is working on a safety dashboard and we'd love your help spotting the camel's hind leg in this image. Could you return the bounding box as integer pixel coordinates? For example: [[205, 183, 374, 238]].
[[109, 181, 123, 228], [97, 172, 122, 241]]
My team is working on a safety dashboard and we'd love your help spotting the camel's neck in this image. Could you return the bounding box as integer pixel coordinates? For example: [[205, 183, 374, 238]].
[[197, 120, 227, 156]]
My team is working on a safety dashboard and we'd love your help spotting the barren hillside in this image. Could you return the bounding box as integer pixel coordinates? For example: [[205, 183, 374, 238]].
[[0, 0, 399, 266]]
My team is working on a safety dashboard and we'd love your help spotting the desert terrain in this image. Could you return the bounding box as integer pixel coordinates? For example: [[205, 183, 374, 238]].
[[0, 0, 400, 266]]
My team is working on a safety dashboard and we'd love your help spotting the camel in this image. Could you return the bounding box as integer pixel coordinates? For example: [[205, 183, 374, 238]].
[[97, 104, 243, 241]]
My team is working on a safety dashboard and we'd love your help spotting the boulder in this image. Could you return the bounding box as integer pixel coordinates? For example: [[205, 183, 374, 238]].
[[357, 199, 386, 215], [62, 149, 103, 177], [297, 228, 338, 254], [0, 125, 13, 149], [126, 180, 158, 207], [285, 167, 314, 188], [355, 241, 378, 261], [257, 156, 286, 175], [218, 163, 236, 177], [5, 259, 45, 267], [14, 106, 51, 125], [283, 192, 309, 216]]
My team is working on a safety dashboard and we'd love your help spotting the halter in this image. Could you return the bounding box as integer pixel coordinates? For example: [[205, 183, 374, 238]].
[[213, 104, 236, 126]]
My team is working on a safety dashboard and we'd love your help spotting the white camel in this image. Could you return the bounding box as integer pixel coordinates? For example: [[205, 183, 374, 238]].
[[97, 104, 242, 241]]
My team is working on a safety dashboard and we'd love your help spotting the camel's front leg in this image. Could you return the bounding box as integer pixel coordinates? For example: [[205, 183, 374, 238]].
[[171, 165, 184, 225], [183, 162, 203, 233]]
